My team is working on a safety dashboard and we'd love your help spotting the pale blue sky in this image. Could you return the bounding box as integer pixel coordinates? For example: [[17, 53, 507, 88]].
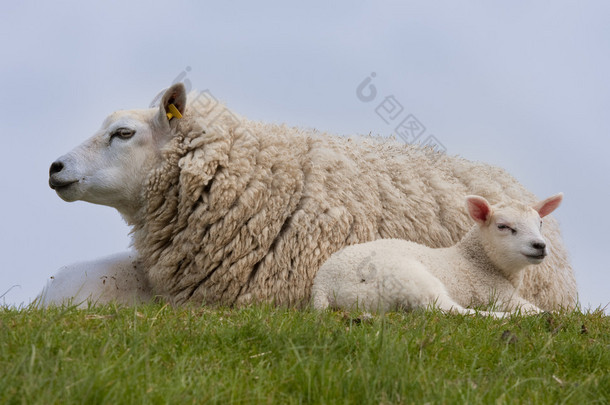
[[1, 1, 608, 311]]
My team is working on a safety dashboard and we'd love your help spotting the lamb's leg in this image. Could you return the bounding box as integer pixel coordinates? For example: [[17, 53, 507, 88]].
[[311, 290, 331, 309], [434, 294, 509, 318], [434, 294, 474, 315], [505, 296, 543, 315], [475, 310, 510, 318]]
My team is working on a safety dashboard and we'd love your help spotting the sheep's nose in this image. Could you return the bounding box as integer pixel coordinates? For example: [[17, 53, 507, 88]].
[[531, 241, 546, 251], [49, 161, 64, 176]]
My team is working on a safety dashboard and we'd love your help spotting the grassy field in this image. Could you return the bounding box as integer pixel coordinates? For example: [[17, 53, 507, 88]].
[[0, 304, 608, 404]]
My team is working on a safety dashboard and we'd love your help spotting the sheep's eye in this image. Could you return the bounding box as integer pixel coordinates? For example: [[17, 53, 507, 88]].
[[540, 220, 543, 229], [497, 224, 516, 234], [111, 128, 135, 140]]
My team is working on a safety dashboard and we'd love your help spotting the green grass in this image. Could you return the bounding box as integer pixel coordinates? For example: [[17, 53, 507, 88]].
[[0, 304, 608, 404]]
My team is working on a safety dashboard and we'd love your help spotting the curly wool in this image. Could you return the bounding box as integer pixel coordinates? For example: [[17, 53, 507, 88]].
[[131, 99, 576, 309]]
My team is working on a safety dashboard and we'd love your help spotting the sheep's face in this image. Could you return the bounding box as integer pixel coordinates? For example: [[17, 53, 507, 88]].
[[466, 194, 563, 275], [49, 84, 187, 222], [49, 109, 163, 211], [483, 206, 548, 271]]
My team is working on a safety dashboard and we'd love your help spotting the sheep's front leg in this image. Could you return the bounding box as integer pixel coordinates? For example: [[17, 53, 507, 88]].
[[37, 251, 152, 308], [505, 296, 543, 315], [433, 294, 502, 317], [431, 293, 511, 318]]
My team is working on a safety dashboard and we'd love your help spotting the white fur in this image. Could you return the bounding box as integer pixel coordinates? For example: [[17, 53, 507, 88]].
[[312, 194, 563, 316], [48, 109, 167, 223], [37, 251, 152, 308]]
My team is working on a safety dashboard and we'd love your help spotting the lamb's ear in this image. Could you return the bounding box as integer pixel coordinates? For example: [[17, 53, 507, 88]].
[[533, 192, 563, 218], [466, 195, 492, 224], [155, 83, 187, 128]]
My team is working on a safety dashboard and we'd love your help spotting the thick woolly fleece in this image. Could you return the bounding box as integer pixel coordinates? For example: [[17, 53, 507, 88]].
[[131, 99, 576, 309]]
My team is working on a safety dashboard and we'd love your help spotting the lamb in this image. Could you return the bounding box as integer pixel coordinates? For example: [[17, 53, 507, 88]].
[[312, 193, 563, 316], [46, 83, 576, 309]]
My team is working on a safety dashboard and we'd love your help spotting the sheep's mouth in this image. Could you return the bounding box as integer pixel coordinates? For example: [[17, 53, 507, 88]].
[[524, 253, 546, 263], [49, 178, 78, 190]]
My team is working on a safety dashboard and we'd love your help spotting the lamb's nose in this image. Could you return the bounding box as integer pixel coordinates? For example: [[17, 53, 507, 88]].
[[531, 241, 546, 250], [49, 161, 64, 176]]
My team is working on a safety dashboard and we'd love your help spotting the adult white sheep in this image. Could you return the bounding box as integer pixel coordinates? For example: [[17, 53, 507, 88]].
[[47, 83, 576, 309], [312, 193, 563, 316]]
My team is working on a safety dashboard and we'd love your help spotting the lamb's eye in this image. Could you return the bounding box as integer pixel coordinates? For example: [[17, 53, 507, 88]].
[[111, 128, 135, 140], [497, 224, 516, 234]]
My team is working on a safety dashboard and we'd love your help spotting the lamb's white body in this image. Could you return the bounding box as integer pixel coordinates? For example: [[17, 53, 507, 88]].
[[37, 251, 152, 308], [312, 194, 563, 316]]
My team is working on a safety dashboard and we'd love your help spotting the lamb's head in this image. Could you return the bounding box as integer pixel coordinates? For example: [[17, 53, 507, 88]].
[[49, 84, 187, 221], [466, 193, 563, 275]]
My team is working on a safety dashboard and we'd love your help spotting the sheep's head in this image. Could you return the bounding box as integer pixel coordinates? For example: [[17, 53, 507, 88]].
[[49, 84, 187, 222], [466, 193, 563, 275]]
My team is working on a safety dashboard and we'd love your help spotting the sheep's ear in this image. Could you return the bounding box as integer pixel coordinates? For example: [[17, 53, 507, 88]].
[[155, 83, 187, 129], [466, 195, 492, 224], [533, 192, 563, 218]]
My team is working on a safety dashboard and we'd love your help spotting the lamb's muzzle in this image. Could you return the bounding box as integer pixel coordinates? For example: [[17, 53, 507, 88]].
[[522, 240, 547, 263], [531, 241, 546, 251]]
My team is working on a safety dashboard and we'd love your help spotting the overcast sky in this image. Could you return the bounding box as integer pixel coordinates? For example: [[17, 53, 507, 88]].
[[1, 2, 608, 312]]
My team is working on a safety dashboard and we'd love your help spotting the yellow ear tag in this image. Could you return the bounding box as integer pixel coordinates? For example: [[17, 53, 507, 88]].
[[166, 103, 183, 120]]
